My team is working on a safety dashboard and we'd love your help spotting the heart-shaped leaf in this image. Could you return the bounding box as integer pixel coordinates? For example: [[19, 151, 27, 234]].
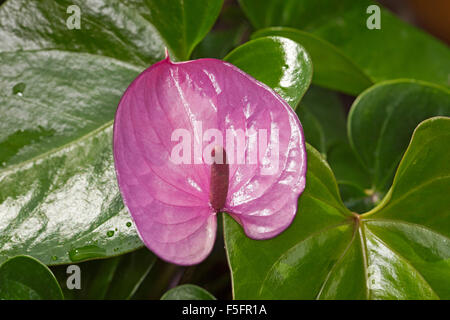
[[0, 255, 63, 299], [224, 36, 313, 109], [253, 28, 373, 96], [224, 117, 450, 299], [0, 0, 222, 264], [348, 80, 450, 195], [161, 284, 216, 300], [238, 0, 450, 90]]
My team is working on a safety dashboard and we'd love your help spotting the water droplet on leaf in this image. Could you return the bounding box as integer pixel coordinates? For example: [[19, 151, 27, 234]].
[[12, 82, 26, 96], [106, 230, 114, 237], [68, 245, 106, 262], [126, 222, 132, 227]]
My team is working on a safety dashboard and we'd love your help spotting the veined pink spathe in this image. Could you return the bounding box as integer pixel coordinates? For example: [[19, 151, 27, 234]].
[[113, 55, 307, 265]]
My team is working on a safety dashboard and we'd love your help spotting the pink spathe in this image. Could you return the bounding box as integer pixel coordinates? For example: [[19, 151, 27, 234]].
[[113, 55, 307, 265]]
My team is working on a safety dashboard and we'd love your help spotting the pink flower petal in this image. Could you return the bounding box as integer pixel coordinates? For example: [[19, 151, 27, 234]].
[[113, 55, 306, 265]]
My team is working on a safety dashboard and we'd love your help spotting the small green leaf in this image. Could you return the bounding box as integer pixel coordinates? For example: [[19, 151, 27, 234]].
[[238, 0, 450, 90], [348, 80, 450, 194], [253, 28, 373, 95], [224, 36, 313, 109], [161, 284, 216, 300], [0, 255, 63, 300]]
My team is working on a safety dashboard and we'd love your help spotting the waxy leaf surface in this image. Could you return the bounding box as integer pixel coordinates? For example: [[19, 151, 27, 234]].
[[224, 36, 312, 109]]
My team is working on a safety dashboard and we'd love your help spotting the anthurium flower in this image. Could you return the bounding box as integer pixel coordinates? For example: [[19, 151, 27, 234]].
[[113, 54, 307, 265]]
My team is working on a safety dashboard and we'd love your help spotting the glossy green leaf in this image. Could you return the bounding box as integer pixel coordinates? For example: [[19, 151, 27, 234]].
[[224, 36, 313, 109], [161, 284, 216, 300], [238, 0, 450, 90], [361, 117, 450, 299], [348, 80, 450, 194], [253, 28, 373, 95], [225, 118, 450, 299], [0, 0, 164, 66], [0, 53, 142, 265], [0, 0, 222, 63], [52, 248, 156, 300], [0, 0, 220, 264], [0, 255, 63, 300]]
